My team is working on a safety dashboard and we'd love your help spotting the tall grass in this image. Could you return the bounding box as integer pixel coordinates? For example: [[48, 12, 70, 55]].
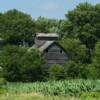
[[5, 79, 100, 96]]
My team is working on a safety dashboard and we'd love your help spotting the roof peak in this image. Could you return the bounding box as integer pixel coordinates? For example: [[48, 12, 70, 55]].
[[36, 33, 59, 37]]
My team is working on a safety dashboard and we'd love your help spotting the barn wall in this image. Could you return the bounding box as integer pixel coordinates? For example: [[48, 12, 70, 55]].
[[43, 43, 68, 68]]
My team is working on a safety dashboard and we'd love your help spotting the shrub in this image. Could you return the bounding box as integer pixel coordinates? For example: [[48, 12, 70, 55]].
[[81, 92, 100, 98], [59, 38, 89, 63], [0, 78, 7, 94], [0, 78, 7, 86], [0, 45, 44, 82], [63, 61, 90, 79], [86, 64, 99, 79], [63, 61, 81, 78], [0, 88, 7, 94], [48, 64, 64, 80]]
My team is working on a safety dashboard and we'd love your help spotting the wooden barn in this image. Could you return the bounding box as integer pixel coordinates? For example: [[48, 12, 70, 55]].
[[34, 33, 69, 68]]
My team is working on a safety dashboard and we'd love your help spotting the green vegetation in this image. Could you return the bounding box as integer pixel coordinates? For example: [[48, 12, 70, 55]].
[[0, 2, 100, 100], [1, 94, 100, 100], [0, 94, 69, 100], [0, 78, 7, 94], [0, 80, 100, 99], [0, 2, 100, 81], [0, 45, 44, 82], [48, 64, 64, 80], [0, 78, 7, 86], [4, 80, 100, 96], [81, 92, 100, 98]]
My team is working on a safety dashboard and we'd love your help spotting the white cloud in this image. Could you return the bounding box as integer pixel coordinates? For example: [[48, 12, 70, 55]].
[[37, 1, 59, 12]]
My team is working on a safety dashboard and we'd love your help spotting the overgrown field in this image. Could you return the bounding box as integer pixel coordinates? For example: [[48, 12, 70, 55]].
[[1, 80, 100, 99], [2, 80, 100, 96]]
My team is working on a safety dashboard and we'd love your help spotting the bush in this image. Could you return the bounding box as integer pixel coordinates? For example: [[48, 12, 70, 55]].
[[59, 38, 89, 63], [0, 78, 7, 94], [86, 64, 99, 79], [63, 61, 81, 78], [81, 92, 100, 98], [0, 67, 3, 78], [0, 45, 44, 82], [48, 64, 64, 80], [0, 88, 7, 94], [63, 61, 89, 79], [0, 78, 7, 86]]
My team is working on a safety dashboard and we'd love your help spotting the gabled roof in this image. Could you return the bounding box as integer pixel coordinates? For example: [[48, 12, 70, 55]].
[[29, 40, 67, 53], [39, 41, 68, 54], [28, 33, 66, 53], [28, 41, 54, 52], [39, 41, 54, 52], [36, 33, 59, 38]]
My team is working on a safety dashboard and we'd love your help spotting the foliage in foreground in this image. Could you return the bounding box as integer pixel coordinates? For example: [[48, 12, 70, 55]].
[[0, 78, 7, 94], [4, 80, 100, 96], [0, 45, 44, 82]]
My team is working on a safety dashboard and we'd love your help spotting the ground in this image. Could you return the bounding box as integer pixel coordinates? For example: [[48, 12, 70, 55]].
[[0, 93, 100, 100]]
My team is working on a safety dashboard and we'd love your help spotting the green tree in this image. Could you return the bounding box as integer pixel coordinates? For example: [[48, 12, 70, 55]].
[[60, 38, 89, 63], [0, 9, 36, 46], [86, 64, 99, 79], [0, 45, 26, 81], [63, 61, 89, 79], [92, 41, 100, 78], [21, 49, 45, 81], [63, 2, 100, 50], [0, 45, 44, 82], [93, 41, 100, 64], [35, 17, 60, 34]]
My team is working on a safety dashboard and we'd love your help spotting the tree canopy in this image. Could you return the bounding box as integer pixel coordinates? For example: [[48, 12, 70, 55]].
[[0, 2, 100, 81]]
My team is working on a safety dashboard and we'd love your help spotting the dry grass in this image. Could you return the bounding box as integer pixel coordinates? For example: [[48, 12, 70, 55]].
[[1, 93, 69, 100], [0, 93, 100, 100]]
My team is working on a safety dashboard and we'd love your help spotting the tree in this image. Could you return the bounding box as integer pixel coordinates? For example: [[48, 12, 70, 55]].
[[0, 9, 36, 46], [35, 17, 60, 34], [0, 45, 26, 81], [91, 41, 100, 78], [86, 64, 99, 79], [21, 49, 45, 81], [93, 41, 100, 64], [63, 61, 89, 79], [0, 45, 44, 82], [59, 38, 89, 63], [63, 2, 100, 50]]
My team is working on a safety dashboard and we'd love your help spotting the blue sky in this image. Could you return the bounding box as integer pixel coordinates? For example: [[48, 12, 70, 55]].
[[0, 0, 99, 19]]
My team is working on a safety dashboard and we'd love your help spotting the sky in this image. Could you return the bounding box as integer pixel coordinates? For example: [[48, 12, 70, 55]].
[[0, 0, 100, 19]]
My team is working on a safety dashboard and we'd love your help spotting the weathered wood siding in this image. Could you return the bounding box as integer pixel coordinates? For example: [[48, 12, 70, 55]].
[[43, 43, 68, 68]]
